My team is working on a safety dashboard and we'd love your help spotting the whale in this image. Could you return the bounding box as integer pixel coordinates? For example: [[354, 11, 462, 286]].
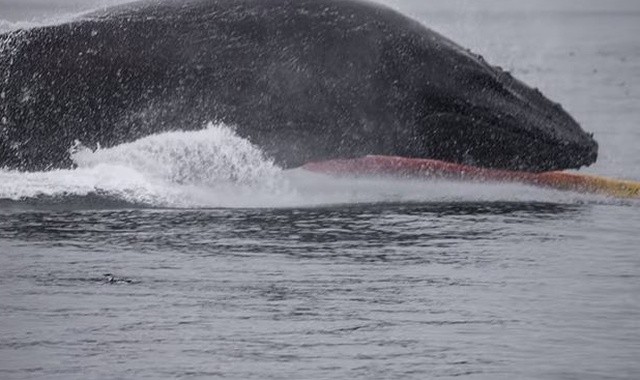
[[0, 0, 598, 173]]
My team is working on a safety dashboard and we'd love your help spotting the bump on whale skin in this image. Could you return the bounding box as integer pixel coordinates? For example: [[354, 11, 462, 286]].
[[0, 0, 598, 172]]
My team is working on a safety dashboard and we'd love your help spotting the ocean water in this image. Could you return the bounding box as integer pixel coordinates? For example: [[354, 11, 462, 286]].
[[1, 1, 640, 379]]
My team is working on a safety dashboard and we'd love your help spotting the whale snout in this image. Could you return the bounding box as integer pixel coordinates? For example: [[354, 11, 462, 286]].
[[535, 116, 599, 171], [411, 60, 599, 173], [552, 134, 599, 171], [412, 110, 597, 173], [492, 72, 599, 172]]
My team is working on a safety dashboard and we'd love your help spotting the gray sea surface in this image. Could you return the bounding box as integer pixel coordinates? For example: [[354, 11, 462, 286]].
[[1, 1, 640, 379]]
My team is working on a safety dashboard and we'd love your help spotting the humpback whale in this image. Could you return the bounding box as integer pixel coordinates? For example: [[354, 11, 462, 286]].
[[0, 0, 598, 172]]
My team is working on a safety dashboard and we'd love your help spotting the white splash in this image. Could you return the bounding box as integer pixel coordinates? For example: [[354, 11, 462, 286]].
[[0, 122, 606, 208], [72, 123, 282, 189], [0, 123, 293, 208]]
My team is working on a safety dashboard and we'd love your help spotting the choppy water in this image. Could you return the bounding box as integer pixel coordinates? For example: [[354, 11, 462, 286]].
[[1, 1, 640, 379]]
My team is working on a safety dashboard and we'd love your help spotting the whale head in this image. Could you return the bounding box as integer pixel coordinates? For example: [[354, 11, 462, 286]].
[[387, 28, 598, 173]]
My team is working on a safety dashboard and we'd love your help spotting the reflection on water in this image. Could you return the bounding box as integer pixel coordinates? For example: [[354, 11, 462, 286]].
[[0, 202, 582, 257], [1, 201, 639, 379]]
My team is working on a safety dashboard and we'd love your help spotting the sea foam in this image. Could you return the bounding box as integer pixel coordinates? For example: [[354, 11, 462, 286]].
[[0, 122, 606, 208]]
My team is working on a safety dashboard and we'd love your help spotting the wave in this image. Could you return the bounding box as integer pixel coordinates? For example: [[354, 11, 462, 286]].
[[0, 123, 615, 209], [0, 123, 293, 208]]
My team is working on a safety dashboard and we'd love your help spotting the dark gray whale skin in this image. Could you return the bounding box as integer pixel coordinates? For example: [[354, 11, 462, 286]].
[[0, 0, 597, 172]]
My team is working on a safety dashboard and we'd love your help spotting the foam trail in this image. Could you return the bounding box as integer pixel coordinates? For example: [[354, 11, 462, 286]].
[[284, 170, 605, 206], [0, 123, 609, 209]]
